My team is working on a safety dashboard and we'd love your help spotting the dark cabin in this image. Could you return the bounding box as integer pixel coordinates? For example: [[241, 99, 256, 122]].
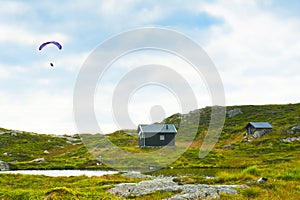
[[245, 122, 273, 138], [138, 124, 177, 147]]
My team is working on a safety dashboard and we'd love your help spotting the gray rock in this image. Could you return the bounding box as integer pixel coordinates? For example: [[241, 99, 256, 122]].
[[32, 158, 45, 162], [257, 177, 268, 183], [227, 108, 242, 117], [285, 125, 300, 134], [11, 131, 17, 136], [218, 188, 238, 194], [280, 137, 300, 143], [291, 125, 300, 132], [108, 183, 136, 197], [0, 161, 10, 171], [71, 142, 83, 145], [223, 144, 232, 149], [109, 177, 246, 199], [253, 130, 266, 138]]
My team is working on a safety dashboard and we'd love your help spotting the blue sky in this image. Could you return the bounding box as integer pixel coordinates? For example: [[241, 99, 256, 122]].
[[0, 0, 299, 134]]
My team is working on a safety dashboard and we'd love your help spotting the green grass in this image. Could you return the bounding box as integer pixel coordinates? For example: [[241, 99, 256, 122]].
[[277, 168, 300, 181], [241, 165, 260, 176], [171, 160, 300, 199], [0, 173, 182, 200], [1, 103, 299, 170], [0, 173, 139, 200], [0, 163, 299, 199], [0, 103, 299, 199]]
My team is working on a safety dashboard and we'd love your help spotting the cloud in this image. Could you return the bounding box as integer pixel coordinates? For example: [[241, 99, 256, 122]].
[[0, 0, 299, 134], [0, 90, 74, 134], [0, 1, 30, 17], [200, 0, 300, 105]]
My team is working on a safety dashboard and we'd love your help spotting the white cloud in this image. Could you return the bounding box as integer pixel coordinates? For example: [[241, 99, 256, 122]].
[[0, 64, 28, 79], [200, 0, 300, 105], [0, 1, 30, 16], [0, 90, 75, 134], [0, 0, 299, 135], [92, 49, 212, 133], [0, 23, 68, 47]]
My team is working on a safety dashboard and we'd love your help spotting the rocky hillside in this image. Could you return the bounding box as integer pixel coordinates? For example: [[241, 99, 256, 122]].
[[0, 103, 299, 170], [165, 103, 300, 168], [0, 130, 101, 170]]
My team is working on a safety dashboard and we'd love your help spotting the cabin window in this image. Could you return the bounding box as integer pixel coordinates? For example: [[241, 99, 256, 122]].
[[160, 134, 165, 140]]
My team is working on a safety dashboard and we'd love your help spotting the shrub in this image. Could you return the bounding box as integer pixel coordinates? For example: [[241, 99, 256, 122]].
[[241, 165, 260, 176], [241, 188, 260, 198], [44, 187, 79, 200]]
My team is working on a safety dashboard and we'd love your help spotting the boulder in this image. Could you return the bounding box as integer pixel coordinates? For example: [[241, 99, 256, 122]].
[[10, 131, 17, 136], [32, 158, 45, 162], [257, 177, 268, 184], [280, 137, 300, 143], [108, 177, 246, 199], [253, 130, 266, 138], [0, 160, 10, 171], [291, 125, 300, 132], [227, 108, 242, 117], [223, 144, 232, 149], [44, 150, 49, 154]]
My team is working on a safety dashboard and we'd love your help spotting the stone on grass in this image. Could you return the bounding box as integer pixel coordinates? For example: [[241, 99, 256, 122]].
[[108, 177, 246, 199], [257, 177, 268, 183], [0, 161, 9, 171], [227, 108, 242, 117], [32, 158, 45, 162]]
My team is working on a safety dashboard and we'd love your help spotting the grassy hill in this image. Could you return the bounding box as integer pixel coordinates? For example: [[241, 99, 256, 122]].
[[166, 103, 300, 168], [0, 130, 101, 170], [0, 103, 299, 199], [0, 103, 299, 171]]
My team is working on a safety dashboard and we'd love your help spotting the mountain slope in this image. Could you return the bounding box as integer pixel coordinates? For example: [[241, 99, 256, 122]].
[[0, 103, 299, 170]]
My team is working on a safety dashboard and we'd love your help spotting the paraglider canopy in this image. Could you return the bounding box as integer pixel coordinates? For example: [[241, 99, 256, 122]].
[[39, 41, 62, 67], [39, 41, 62, 51]]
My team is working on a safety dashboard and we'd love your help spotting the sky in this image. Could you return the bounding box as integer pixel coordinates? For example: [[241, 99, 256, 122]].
[[0, 0, 299, 134]]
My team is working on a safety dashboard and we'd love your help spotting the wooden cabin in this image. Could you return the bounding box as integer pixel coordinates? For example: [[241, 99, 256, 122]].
[[138, 124, 177, 147]]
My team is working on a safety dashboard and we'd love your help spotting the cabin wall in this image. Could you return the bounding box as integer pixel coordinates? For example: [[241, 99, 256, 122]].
[[139, 132, 175, 147]]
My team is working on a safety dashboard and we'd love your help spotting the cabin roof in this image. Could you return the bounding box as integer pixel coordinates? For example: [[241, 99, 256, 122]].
[[247, 122, 273, 129], [138, 124, 177, 133]]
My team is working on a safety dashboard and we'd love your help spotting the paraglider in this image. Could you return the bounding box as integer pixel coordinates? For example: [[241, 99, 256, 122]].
[[38, 41, 62, 67], [38, 41, 62, 51]]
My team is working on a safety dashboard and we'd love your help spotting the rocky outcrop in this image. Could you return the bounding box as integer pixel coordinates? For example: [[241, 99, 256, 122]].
[[279, 137, 300, 143], [291, 125, 300, 132], [227, 108, 242, 117], [253, 130, 266, 138], [108, 177, 247, 199], [284, 125, 300, 134], [0, 161, 10, 171]]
